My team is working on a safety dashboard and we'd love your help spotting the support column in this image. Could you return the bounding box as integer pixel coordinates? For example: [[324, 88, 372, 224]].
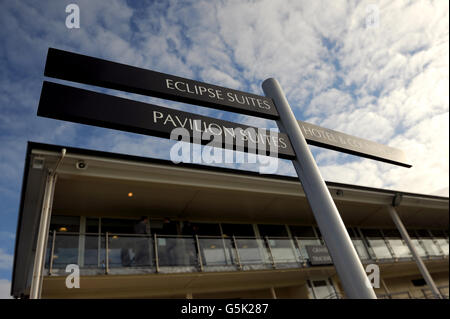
[[381, 278, 390, 296], [263, 78, 376, 299], [30, 173, 57, 299], [270, 287, 277, 299], [387, 204, 442, 299]]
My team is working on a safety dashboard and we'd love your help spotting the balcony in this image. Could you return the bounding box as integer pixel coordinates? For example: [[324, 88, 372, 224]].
[[44, 231, 449, 277], [377, 285, 449, 299]]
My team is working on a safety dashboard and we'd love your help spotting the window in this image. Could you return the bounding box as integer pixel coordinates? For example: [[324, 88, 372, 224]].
[[430, 230, 448, 255], [101, 218, 137, 234], [288, 225, 316, 237], [307, 278, 338, 299], [348, 228, 370, 260], [49, 215, 80, 233], [361, 229, 392, 259], [412, 279, 426, 287], [221, 223, 255, 237], [86, 218, 99, 233], [150, 218, 178, 236], [48, 215, 80, 268], [416, 229, 440, 256], [289, 226, 321, 261], [84, 218, 103, 268], [181, 222, 221, 236], [407, 230, 427, 257], [257, 224, 288, 237], [382, 229, 411, 259]]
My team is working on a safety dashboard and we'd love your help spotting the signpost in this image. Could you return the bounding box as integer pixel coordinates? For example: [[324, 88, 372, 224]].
[[34, 48, 415, 299], [37, 81, 294, 159], [305, 246, 333, 266], [298, 121, 411, 167], [44, 48, 279, 119], [263, 78, 377, 299], [43, 48, 411, 168]]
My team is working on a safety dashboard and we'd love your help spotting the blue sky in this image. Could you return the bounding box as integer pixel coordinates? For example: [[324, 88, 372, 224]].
[[0, 0, 448, 298]]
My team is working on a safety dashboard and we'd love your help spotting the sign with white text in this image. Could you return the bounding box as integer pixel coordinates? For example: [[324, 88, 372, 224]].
[[44, 48, 279, 119], [298, 121, 411, 168], [41, 48, 411, 168], [37, 82, 295, 159], [305, 245, 333, 265]]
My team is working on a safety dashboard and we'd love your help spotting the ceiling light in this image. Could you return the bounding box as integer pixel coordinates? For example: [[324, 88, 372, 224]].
[[59, 227, 68, 232], [128, 192, 133, 197]]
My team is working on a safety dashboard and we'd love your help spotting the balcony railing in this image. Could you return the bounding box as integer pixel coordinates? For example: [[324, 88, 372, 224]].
[[44, 231, 449, 277], [377, 285, 449, 299]]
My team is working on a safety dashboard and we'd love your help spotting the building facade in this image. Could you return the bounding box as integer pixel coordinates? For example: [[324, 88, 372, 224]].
[[11, 142, 449, 299]]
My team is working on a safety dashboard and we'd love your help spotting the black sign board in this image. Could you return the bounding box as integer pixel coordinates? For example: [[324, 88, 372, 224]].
[[44, 48, 278, 119], [305, 245, 333, 265], [298, 121, 411, 168], [37, 82, 295, 159], [41, 48, 411, 168]]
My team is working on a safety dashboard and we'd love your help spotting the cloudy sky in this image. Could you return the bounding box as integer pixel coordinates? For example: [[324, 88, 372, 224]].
[[0, 0, 448, 298]]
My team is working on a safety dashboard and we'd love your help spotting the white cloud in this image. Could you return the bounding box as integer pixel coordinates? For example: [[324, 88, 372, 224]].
[[306, 88, 355, 117], [0, 0, 448, 209], [0, 279, 11, 299], [0, 249, 13, 271]]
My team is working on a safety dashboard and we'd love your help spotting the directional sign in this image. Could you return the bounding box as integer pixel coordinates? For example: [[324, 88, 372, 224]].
[[37, 82, 295, 159], [44, 48, 278, 119], [305, 245, 333, 265], [298, 120, 411, 168], [42, 48, 411, 168]]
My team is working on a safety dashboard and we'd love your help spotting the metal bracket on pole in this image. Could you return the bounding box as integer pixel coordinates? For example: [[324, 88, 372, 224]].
[[262, 78, 376, 299]]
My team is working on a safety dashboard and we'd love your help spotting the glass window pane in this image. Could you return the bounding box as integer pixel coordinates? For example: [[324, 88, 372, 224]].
[[430, 230, 446, 237], [417, 230, 441, 256], [186, 222, 221, 236], [266, 238, 298, 263], [102, 218, 139, 234], [383, 229, 411, 258], [347, 228, 370, 260], [436, 239, 449, 255], [235, 238, 270, 264], [150, 218, 178, 235], [157, 237, 197, 266], [346, 228, 357, 238], [361, 229, 392, 259], [198, 237, 235, 266], [86, 218, 99, 233], [221, 223, 255, 237], [387, 239, 412, 258], [310, 279, 336, 299], [353, 239, 370, 260], [411, 238, 428, 257], [289, 226, 316, 237], [430, 230, 449, 255], [362, 229, 382, 237], [52, 234, 79, 268], [297, 238, 322, 260], [383, 229, 401, 237], [108, 235, 153, 267], [49, 215, 80, 233], [258, 224, 288, 237], [84, 234, 105, 268], [45, 233, 54, 269]]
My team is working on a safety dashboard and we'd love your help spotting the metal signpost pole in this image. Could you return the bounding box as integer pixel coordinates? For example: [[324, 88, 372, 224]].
[[262, 78, 377, 299]]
